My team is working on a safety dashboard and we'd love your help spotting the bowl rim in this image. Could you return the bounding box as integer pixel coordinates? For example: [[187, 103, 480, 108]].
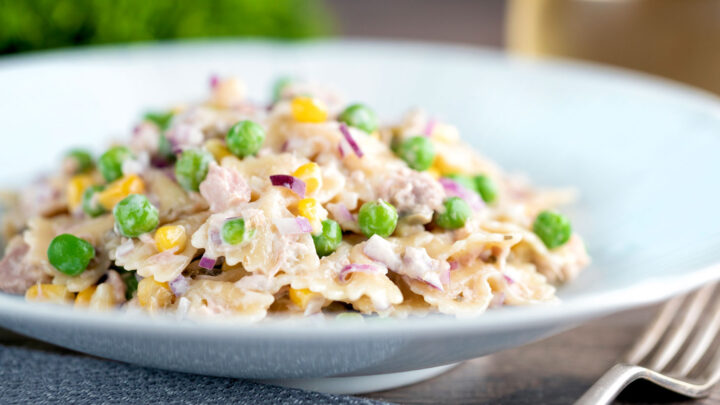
[[2, 38, 720, 338]]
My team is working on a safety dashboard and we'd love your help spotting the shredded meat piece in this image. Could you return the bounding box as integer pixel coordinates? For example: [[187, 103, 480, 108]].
[[199, 163, 251, 212], [377, 168, 444, 222], [21, 177, 66, 218], [0, 236, 51, 294]]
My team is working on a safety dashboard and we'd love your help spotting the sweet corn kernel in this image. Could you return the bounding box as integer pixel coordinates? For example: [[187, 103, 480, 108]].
[[97, 174, 145, 209], [297, 198, 328, 234], [154, 225, 187, 253], [74, 285, 97, 307], [289, 287, 321, 310], [137, 277, 173, 310], [67, 174, 95, 211], [204, 138, 232, 162], [26, 284, 74, 304], [432, 155, 467, 176], [426, 167, 441, 180], [89, 283, 115, 311], [292, 162, 322, 195], [291, 97, 328, 123]]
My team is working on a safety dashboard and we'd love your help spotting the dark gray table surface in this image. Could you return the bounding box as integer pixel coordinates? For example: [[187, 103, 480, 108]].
[[1, 304, 718, 404]]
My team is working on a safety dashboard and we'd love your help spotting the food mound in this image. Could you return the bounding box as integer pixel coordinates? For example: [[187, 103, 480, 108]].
[[0, 77, 589, 320]]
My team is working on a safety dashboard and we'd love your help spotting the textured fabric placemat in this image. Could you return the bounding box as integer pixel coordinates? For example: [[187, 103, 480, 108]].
[[0, 344, 388, 405]]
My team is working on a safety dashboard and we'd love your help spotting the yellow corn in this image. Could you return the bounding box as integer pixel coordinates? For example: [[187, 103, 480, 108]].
[[67, 174, 95, 211], [137, 277, 173, 310], [74, 285, 97, 307], [432, 155, 466, 176], [26, 284, 74, 304], [204, 138, 232, 162], [154, 225, 187, 253], [296, 198, 328, 234], [426, 167, 441, 180], [97, 174, 145, 209], [289, 287, 321, 310], [88, 283, 115, 311], [292, 162, 322, 195], [291, 97, 328, 123]]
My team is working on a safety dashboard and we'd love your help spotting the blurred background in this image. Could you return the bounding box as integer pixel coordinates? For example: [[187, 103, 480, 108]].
[[1, 0, 719, 95]]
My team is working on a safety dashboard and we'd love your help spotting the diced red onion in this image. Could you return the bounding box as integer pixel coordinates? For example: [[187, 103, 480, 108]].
[[169, 275, 189, 296], [424, 119, 436, 137], [339, 123, 363, 157], [209, 74, 219, 89], [334, 203, 354, 223], [363, 235, 401, 271], [337, 143, 345, 158], [490, 292, 506, 308], [274, 217, 312, 235], [448, 260, 459, 271], [115, 239, 134, 258], [503, 274, 515, 285], [270, 174, 306, 198], [438, 178, 484, 211], [280, 141, 289, 152], [199, 255, 217, 270], [440, 265, 451, 285], [339, 263, 383, 283]]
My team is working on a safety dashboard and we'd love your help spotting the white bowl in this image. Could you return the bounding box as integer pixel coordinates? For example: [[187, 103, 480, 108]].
[[1, 40, 720, 394]]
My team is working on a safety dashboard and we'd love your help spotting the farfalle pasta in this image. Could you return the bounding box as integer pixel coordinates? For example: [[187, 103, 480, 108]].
[[0, 77, 589, 320]]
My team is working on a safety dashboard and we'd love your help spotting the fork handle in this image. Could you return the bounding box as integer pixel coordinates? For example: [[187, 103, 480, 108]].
[[575, 364, 647, 405]]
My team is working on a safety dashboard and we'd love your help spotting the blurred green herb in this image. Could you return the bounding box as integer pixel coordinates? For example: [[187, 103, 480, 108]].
[[0, 0, 333, 54]]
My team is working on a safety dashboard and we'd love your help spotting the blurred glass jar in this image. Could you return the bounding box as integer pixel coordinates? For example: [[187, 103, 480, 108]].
[[506, 0, 720, 95]]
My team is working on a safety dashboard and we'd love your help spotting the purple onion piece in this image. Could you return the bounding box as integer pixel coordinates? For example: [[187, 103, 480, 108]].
[[338, 263, 382, 283], [209, 74, 219, 89], [199, 255, 217, 270], [438, 178, 484, 211], [339, 123, 363, 157], [423, 119, 436, 137], [169, 275, 189, 296], [503, 274, 515, 285], [269, 174, 306, 198]]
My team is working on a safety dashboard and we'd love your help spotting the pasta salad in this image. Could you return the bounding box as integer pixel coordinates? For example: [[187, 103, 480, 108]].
[[0, 77, 589, 320]]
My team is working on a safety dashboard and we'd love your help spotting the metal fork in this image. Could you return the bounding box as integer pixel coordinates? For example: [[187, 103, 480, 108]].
[[576, 282, 720, 404]]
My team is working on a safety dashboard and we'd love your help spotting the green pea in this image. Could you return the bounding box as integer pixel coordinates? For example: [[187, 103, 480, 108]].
[[175, 149, 213, 191], [121, 271, 139, 300], [82, 185, 107, 218], [358, 200, 398, 238], [444, 173, 475, 191], [144, 111, 174, 130], [533, 210, 572, 249], [47, 234, 95, 276], [272, 76, 293, 103], [473, 174, 498, 203], [312, 219, 342, 257], [222, 218, 254, 245], [98, 146, 133, 183], [435, 197, 471, 230], [395, 136, 435, 171], [338, 104, 378, 134], [113, 194, 159, 238], [226, 120, 266, 158], [65, 149, 94, 174]]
